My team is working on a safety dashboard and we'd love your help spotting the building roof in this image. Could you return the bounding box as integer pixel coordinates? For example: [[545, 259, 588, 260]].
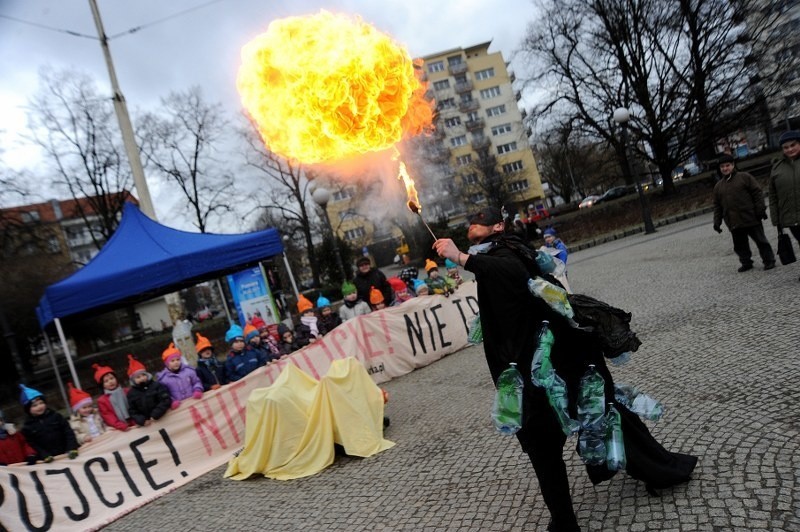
[[420, 40, 493, 61], [0, 191, 137, 225]]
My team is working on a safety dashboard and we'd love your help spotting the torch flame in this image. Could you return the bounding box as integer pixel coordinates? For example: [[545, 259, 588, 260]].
[[238, 11, 433, 165], [398, 159, 421, 213]]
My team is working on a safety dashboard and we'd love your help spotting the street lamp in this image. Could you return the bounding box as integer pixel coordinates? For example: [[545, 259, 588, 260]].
[[312, 187, 347, 281], [613, 107, 656, 234]]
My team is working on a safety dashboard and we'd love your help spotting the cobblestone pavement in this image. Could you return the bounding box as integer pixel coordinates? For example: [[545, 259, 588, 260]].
[[105, 214, 800, 532]]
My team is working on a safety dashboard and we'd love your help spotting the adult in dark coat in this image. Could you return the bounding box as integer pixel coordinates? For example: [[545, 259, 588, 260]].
[[713, 154, 775, 271], [768, 130, 800, 279], [352, 256, 393, 305], [434, 207, 697, 532]]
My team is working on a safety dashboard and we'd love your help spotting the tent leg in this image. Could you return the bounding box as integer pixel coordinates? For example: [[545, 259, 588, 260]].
[[215, 278, 233, 324], [43, 331, 69, 411], [282, 253, 301, 300], [54, 318, 81, 389]]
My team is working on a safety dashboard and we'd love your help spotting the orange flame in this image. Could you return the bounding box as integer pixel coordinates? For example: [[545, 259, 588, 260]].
[[238, 11, 434, 165], [396, 154, 421, 213]]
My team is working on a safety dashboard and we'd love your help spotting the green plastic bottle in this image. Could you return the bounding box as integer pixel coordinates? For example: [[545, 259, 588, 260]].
[[492, 363, 523, 435]]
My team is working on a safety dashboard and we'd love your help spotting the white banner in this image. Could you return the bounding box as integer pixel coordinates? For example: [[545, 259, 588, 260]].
[[0, 283, 478, 531]]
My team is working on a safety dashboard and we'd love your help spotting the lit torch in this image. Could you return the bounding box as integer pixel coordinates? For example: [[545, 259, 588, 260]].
[[397, 158, 437, 241]]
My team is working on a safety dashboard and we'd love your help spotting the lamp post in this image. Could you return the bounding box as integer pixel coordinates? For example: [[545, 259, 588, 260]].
[[613, 107, 656, 234], [312, 187, 346, 281]]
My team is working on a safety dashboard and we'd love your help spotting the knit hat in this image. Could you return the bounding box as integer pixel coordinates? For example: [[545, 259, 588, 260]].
[[356, 256, 371, 266], [297, 294, 314, 314], [444, 258, 457, 269], [341, 281, 357, 296], [779, 130, 800, 145], [92, 363, 115, 384], [387, 276, 406, 293], [225, 324, 244, 343], [425, 259, 438, 272], [161, 343, 182, 363], [251, 315, 266, 329], [718, 153, 735, 165], [68, 382, 93, 412], [369, 286, 384, 305], [244, 324, 259, 342], [195, 333, 213, 353], [468, 207, 503, 226], [19, 384, 44, 407], [316, 295, 331, 308], [277, 323, 292, 337], [127, 354, 147, 377], [543, 228, 557, 237], [412, 279, 429, 294]]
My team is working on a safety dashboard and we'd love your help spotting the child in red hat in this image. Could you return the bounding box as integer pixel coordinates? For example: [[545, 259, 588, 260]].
[[156, 343, 203, 407], [67, 382, 106, 445], [93, 363, 134, 431], [126, 355, 173, 426]]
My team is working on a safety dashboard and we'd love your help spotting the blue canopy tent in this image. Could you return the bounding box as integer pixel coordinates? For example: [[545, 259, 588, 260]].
[[36, 202, 286, 389]]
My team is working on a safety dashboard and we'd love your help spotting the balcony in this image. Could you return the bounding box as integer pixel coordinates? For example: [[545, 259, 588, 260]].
[[448, 62, 467, 75], [454, 80, 473, 93], [465, 118, 485, 131], [471, 137, 491, 150], [459, 100, 479, 113], [429, 145, 451, 163], [478, 154, 497, 167]]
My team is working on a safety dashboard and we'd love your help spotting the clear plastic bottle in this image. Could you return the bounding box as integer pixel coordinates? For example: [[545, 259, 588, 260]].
[[530, 321, 555, 388], [577, 364, 606, 427], [172, 319, 197, 366], [609, 351, 631, 366], [492, 363, 524, 435], [546, 373, 581, 436], [605, 403, 626, 471], [614, 383, 664, 421], [578, 420, 606, 465], [527, 278, 574, 319]]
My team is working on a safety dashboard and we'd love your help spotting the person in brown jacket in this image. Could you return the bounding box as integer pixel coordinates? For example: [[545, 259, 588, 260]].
[[713, 154, 775, 272]]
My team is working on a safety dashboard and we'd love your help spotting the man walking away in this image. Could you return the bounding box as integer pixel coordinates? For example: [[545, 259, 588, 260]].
[[769, 130, 800, 279]]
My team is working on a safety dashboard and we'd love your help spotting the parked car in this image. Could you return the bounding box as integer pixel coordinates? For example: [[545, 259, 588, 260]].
[[578, 195, 601, 209], [596, 186, 631, 203]]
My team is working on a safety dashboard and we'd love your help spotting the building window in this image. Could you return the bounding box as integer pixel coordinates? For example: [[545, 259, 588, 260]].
[[497, 142, 518, 154], [491, 123, 513, 136], [463, 173, 479, 185], [332, 189, 353, 202], [447, 56, 463, 66], [486, 104, 507, 117], [475, 68, 495, 80], [467, 111, 480, 121], [21, 211, 40, 223], [450, 135, 467, 147], [444, 117, 462, 128], [503, 160, 524, 173], [344, 227, 366, 241], [468, 193, 486, 203], [47, 236, 61, 254], [456, 154, 473, 166], [509, 179, 530, 192], [438, 98, 456, 110], [428, 61, 445, 73], [433, 79, 450, 91], [460, 93, 473, 103], [338, 209, 358, 221], [480, 86, 502, 99]]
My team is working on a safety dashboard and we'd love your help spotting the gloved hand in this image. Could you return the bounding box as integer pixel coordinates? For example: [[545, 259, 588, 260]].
[[44, 455, 54, 463], [26, 455, 37, 466], [171, 400, 181, 410], [192, 390, 203, 400], [68, 449, 79, 459], [210, 384, 221, 391], [761, 212, 768, 220], [713, 225, 722, 234]]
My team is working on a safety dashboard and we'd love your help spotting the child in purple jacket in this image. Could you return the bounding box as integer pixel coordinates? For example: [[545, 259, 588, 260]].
[[156, 343, 203, 409]]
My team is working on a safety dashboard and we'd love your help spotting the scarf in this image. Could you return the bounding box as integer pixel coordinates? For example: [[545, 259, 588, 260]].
[[343, 298, 359, 308], [301, 315, 319, 337], [105, 386, 129, 421]]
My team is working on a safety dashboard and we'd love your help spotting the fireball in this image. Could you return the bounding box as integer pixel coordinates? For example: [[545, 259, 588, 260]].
[[238, 11, 433, 165]]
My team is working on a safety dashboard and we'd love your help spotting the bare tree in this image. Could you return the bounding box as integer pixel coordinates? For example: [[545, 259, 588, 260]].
[[26, 68, 131, 245], [138, 86, 235, 233]]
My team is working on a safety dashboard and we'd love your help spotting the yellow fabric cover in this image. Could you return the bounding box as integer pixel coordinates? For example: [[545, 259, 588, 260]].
[[225, 357, 394, 480]]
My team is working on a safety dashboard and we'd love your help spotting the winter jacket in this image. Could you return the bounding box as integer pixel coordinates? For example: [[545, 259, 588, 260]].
[[97, 389, 134, 431], [224, 347, 266, 382], [69, 410, 106, 445], [157, 363, 203, 401], [713, 170, 767, 229], [22, 409, 79, 460], [546, 239, 569, 265], [353, 268, 394, 306], [295, 321, 318, 345], [279, 337, 307, 356], [0, 428, 36, 465], [339, 299, 371, 321], [769, 155, 800, 227], [318, 313, 342, 335], [127, 378, 173, 426], [196, 357, 228, 391]]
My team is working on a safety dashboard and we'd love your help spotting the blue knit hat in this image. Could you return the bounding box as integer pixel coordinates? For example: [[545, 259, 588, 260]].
[[543, 228, 557, 237], [19, 384, 44, 407], [316, 296, 331, 308], [412, 279, 428, 294], [225, 324, 244, 343], [779, 130, 800, 145], [444, 258, 457, 269]]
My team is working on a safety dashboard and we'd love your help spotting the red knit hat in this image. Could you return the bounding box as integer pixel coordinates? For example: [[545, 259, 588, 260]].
[[195, 333, 213, 353], [127, 354, 147, 377], [92, 363, 114, 384], [68, 382, 93, 412], [161, 342, 181, 363]]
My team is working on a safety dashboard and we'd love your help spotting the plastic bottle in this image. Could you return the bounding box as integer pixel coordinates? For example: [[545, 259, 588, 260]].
[[467, 314, 483, 345], [577, 364, 606, 427], [546, 373, 581, 436], [530, 321, 555, 388], [578, 420, 606, 465], [172, 319, 197, 366], [605, 403, 626, 471], [614, 383, 664, 421], [492, 363, 523, 435], [527, 278, 574, 319], [609, 351, 631, 366]]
